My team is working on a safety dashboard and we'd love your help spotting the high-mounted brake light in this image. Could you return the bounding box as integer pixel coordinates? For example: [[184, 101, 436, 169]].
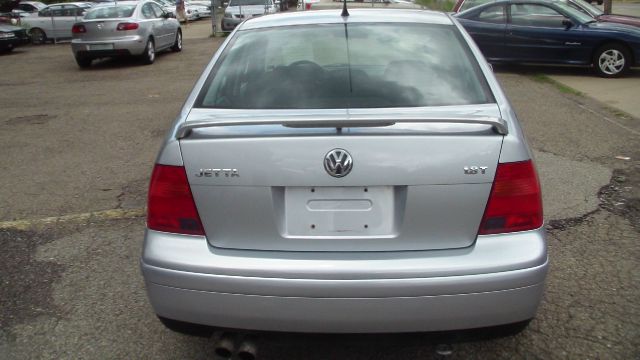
[[147, 164, 204, 235], [71, 24, 86, 33], [116, 22, 139, 31], [478, 160, 543, 235]]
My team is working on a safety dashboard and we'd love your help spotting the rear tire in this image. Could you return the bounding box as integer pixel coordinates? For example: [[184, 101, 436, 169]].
[[171, 30, 182, 52], [157, 316, 214, 337], [75, 56, 92, 68], [30, 28, 46, 45], [141, 38, 155, 65], [593, 43, 630, 78]]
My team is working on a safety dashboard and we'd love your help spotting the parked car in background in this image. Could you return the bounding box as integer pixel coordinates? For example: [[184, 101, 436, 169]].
[[12, 1, 46, 15], [455, 0, 640, 77], [185, 1, 210, 17], [23, 2, 92, 43], [155, 0, 200, 21], [454, 0, 640, 27], [70, 1, 181, 67], [0, 22, 29, 51], [142, 8, 548, 336], [221, 0, 278, 31]]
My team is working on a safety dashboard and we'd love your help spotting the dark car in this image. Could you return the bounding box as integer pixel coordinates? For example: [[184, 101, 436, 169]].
[[453, 0, 640, 28], [0, 23, 29, 52], [455, 0, 640, 77]]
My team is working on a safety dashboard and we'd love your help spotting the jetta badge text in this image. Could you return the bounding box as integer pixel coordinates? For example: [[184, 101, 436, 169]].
[[464, 166, 488, 175], [324, 148, 353, 178], [195, 168, 240, 177]]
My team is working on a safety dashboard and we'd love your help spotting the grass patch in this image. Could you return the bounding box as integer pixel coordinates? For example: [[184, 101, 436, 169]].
[[415, 0, 456, 11], [529, 73, 584, 96]]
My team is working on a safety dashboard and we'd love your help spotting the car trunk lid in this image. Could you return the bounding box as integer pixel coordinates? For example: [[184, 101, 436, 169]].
[[180, 105, 505, 252]]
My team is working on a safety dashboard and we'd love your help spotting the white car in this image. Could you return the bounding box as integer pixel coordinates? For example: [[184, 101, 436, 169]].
[[22, 2, 92, 43], [155, 0, 200, 20], [221, 0, 277, 31], [185, 1, 211, 17], [12, 1, 47, 16]]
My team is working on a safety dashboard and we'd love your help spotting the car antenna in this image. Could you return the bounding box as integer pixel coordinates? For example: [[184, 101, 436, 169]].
[[341, 0, 348, 17]]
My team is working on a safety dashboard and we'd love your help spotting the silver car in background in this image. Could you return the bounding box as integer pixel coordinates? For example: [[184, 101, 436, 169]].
[[221, 0, 278, 31], [70, 1, 181, 67], [24, 2, 92, 43], [142, 9, 547, 334]]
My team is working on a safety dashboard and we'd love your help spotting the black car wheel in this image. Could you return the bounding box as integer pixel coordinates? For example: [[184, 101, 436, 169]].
[[171, 30, 182, 52], [141, 38, 155, 65], [30, 28, 46, 45], [75, 56, 92, 68], [593, 43, 630, 78]]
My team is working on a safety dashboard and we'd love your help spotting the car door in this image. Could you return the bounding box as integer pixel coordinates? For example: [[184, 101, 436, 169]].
[[151, 2, 175, 47], [51, 4, 80, 39], [506, 3, 591, 64], [457, 4, 508, 61], [142, 2, 171, 48]]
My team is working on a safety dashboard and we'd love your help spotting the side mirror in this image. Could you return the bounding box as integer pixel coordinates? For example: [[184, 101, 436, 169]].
[[562, 19, 573, 29], [163, 11, 175, 18]]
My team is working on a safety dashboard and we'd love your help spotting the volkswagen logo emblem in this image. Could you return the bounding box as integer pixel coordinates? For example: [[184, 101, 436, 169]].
[[324, 149, 353, 178]]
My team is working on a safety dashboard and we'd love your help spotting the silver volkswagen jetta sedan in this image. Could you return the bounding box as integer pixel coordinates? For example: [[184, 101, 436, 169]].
[[141, 9, 548, 334], [70, 1, 181, 68]]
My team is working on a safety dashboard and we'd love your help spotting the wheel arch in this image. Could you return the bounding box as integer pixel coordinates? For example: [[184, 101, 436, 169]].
[[29, 27, 47, 42], [591, 39, 635, 66]]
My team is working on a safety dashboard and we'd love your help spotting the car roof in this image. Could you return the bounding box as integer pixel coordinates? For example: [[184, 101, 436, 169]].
[[46, 2, 93, 6], [239, 9, 454, 30]]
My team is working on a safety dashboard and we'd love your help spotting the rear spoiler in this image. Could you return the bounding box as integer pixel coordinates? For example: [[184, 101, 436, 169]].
[[175, 115, 508, 139]]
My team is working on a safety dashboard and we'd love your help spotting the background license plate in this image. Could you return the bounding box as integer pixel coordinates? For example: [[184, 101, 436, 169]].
[[89, 44, 113, 51]]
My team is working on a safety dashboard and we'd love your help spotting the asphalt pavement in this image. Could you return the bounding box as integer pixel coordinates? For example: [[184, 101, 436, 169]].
[[0, 20, 639, 360]]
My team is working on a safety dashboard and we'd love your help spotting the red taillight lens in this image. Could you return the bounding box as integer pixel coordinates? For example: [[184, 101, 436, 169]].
[[116, 22, 139, 31], [478, 160, 543, 235], [147, 164, 204, 235], [72, 24, 86, 33]]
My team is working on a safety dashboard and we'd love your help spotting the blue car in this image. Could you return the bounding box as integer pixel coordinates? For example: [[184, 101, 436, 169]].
[[455, 0, 640, 77]]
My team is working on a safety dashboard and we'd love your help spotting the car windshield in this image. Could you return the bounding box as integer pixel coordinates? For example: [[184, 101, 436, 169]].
[[571, 0, 603, 16], [555, 2, 595, 22], [228, 0, 270, 6], [84, 4, 136, 19], [197, 23, 493, 109]]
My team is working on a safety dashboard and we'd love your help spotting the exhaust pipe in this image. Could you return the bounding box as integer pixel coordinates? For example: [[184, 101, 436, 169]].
[[214, 333, 235, 359], [237, 336, 258, 360]]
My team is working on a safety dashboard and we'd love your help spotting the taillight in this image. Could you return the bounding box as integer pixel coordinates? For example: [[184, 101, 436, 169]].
[[478, 160, 543, 235], [116, 22, 139, 31], [147, 164, 204, 235], [72, 24, 86, 33]]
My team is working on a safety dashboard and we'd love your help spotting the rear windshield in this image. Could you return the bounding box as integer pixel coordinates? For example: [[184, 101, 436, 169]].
[[196, 23, 494, 109], [84, 5, 136, 19]]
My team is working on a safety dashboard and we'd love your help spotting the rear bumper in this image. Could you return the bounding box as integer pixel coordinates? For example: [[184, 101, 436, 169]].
[[71, 36, 147, 57], [141, 227, 548, 333], [0, 35, 29, 49]]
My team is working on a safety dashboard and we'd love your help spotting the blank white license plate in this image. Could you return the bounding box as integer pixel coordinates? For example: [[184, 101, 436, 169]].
[[88, 44, 113, 51], [284, 186, 396, 237]]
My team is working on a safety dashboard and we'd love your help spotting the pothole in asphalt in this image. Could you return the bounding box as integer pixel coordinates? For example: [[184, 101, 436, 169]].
[[0, 229, 66, 331], [598, 167, 640, 232], [548, 165, 640, 232]]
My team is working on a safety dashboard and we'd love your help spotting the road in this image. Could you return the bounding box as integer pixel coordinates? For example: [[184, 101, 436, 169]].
[[0, 21, 639, 359]]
